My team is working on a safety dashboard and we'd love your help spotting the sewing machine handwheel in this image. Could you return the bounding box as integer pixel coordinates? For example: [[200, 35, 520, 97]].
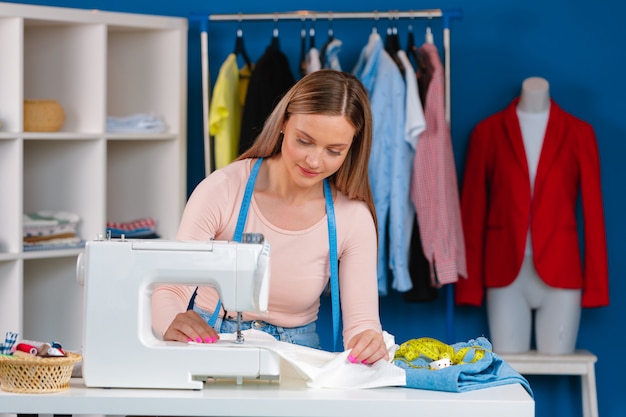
[[76, 251, 85, 286]]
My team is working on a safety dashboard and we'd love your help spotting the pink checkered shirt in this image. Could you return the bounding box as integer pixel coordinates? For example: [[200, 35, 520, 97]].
[[409, 43, 467, 286]]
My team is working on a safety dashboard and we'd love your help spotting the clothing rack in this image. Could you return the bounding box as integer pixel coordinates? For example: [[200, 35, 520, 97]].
[[189, 9, 462, 343]]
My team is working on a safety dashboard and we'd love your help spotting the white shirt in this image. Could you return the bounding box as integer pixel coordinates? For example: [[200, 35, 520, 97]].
[[517, 107, 549, 254]]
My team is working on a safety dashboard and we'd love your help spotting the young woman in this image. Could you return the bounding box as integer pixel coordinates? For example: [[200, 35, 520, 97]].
[[152, 69, 388, 365]]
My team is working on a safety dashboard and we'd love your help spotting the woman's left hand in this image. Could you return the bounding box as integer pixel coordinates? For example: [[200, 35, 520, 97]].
[[345, 329, 389, 365]]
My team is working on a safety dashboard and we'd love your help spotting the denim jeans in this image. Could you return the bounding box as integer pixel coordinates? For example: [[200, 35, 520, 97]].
[[193, 306, 320, 349]]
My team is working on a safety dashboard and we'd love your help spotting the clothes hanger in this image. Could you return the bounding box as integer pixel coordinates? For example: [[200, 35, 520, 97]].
[[365, 12, 380, 57], [384, 13, 402, 53], [234, 19, 253, 69], [271, 15, 280, 49], [319, 15, 335, 68], [425, 15, 434, 44], [391, 18, 402, 53], [299, 18, 307, 78], [371, 11, 380, 35], [308, 18, 316, 50], [406, 21, 420, 68], [384, 13, 405, 76]]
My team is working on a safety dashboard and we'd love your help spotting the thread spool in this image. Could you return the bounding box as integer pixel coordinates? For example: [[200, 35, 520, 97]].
[[15, 343, 37, 355]]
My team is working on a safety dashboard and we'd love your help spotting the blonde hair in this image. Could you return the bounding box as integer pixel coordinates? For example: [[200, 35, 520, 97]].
[[238, 69, 377, 231]]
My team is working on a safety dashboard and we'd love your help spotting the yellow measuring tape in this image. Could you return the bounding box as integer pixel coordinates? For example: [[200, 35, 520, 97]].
[[393, 337, 488, 369]]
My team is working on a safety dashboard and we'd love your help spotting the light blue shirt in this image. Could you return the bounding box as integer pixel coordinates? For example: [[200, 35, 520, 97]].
[[353, 33, 412, 294]]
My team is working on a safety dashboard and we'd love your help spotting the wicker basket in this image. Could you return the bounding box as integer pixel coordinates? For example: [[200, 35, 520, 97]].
[[0, 352, 82, 393], [23, 99, 66, 132]]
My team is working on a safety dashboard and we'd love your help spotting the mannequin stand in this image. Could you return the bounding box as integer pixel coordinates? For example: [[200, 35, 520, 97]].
[[499, 350, 598, 417]]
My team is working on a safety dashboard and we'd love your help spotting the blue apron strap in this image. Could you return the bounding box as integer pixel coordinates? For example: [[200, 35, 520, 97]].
[[324, 179, 340, 352], [233, 157, 263, 242], [189, 158, 264, 328]]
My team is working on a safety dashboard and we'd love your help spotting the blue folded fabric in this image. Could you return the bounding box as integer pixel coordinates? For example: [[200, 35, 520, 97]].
[[106, 113, 167, 133], [106, 227, 159, 239], [394, 337, 533, 397]]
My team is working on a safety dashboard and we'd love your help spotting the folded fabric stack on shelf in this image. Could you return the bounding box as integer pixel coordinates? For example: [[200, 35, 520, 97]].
[[106, 216, 159, 239], [23, 210, 84, 251], [106, 113, 167, 133]]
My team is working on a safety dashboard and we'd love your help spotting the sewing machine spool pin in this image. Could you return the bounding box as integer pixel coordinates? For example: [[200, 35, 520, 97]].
[[236, 312, 245, 344]]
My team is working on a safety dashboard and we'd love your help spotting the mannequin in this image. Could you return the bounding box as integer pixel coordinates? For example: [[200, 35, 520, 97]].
[[487, 77, 582, 355], [456, 75, 609, 355]]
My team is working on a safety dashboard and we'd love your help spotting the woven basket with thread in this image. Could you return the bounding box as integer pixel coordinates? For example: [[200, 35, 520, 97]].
[[0, 352, 81, 393], [23, 99, 65, 132]]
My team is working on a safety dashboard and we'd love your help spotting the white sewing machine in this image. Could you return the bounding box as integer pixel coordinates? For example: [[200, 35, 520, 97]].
[[76, 234, 281, 390]]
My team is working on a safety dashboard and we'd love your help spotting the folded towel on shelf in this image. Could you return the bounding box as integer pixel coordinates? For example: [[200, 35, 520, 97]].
[[24, 210, 80, 229], [23, 237, 84, 251], [106, 113, 168, 133], [23, 210, 84, 251]]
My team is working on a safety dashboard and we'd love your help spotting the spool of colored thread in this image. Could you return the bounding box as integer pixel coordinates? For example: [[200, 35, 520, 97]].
[[16, 343, 37, 355]]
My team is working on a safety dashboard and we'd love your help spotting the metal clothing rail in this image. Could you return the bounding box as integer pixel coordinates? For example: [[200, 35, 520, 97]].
[[189, 9, 462, 343], [202, 10, 451, 22]]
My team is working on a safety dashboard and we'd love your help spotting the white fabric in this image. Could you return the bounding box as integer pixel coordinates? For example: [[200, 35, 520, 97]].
[[218, 329, 406, 389], [516, 109, 548, 190], [306, 48, 321, 74]]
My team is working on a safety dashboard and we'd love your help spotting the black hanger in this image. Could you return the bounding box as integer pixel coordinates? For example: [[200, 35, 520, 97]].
[[406, 24, 420, 68], [299, 20, 307, 78], [309, 20, 316, 50], [234, 25, 253, 69], [384, 17, 405, 77], [319, 18, 335, 68], [271, 17, 280, 49]]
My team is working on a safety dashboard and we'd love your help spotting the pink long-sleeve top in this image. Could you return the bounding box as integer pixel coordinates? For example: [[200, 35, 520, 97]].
[[152, 159, 382, 348]]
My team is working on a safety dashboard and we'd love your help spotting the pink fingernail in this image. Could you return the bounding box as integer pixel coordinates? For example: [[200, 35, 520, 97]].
[[211, 337, 217, 343], [196, 337, 202, 343], [204, 337, 212, 343], [361, 359, 368, 364], [348, 355, 356, 363], [187, 337, 193, 342]]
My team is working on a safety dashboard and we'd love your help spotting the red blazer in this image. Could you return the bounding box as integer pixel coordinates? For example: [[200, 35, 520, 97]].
[[455, 98, 609, 308]]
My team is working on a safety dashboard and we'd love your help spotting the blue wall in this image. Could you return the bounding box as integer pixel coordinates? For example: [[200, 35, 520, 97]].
[[11, 1, 626, 416]]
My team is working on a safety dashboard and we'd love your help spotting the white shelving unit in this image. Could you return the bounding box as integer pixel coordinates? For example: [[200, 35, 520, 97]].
[[0, 2, 187, 352]]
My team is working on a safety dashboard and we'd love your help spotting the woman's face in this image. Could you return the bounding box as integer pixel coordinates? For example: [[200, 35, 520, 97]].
[[281, 113, 355, 187]]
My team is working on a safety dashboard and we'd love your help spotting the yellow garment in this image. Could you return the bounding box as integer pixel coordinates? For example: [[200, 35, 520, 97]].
[[209, 53, 242, 170]]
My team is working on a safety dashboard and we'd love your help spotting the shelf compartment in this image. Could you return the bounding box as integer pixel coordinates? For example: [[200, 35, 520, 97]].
[[107, 27, 185, 135], [23, 256, 83, 351], [106, 139, 183, 239], [24, 20, 106, 133], [23, 139, 106, 246]]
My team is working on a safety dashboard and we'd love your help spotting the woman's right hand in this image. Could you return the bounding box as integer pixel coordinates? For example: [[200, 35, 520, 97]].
[[163, 310, 220, 344]]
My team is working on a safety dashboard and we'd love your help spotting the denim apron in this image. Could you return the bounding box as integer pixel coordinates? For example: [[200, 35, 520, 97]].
[[186, 158, 341, 351]]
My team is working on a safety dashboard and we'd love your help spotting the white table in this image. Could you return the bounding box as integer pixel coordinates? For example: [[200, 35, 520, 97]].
[[0, 378, 533, 417]]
